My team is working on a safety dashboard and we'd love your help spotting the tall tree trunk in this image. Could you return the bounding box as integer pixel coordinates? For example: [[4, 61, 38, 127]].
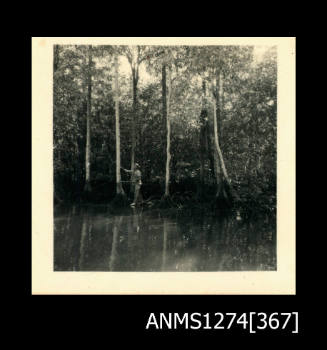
[[164, 66, 172, 197], [130, 67, 138, 191], [198, 80, 208, 195], [215, 72, 224, 141], [162, 63, 167, 131], [84, 45, 92, 192], [213, 72, 231, 186], [213, 102, 230, 186], [162, 63, 168, 196], [212, 126, 222, 195], [220, 76, 224, 139], [212, 81, 223, 197], [212, 71, 239, 205], [114, 54, 125, 195]]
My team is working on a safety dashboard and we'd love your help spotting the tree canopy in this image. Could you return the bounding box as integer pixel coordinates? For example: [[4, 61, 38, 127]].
[[53, 45, 277, 217]]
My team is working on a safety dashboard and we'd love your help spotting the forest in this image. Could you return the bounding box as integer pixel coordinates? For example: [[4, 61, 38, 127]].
[[53, 44, 277, 220]]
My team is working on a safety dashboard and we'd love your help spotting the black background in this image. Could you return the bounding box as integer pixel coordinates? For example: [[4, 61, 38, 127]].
[[20, 13, 308, 340]]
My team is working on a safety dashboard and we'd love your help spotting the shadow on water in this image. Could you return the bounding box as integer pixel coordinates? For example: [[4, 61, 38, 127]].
[[54, 204, 276, 272]]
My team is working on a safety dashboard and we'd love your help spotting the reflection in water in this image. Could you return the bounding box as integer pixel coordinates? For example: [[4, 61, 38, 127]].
[[78, 213, 88, 270], [132, 207, 142, 233], [109, 216, 123, 271], [77, 210, 93, 271], [54, 205, 276, 271], [162, 218, 168, 271]]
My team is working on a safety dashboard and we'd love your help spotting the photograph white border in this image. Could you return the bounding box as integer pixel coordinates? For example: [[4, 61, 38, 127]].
[[32, 37, 295, 294]]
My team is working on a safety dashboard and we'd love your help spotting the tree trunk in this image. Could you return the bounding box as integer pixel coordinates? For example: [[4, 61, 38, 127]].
[[84, 45, 92, 192], [207, 77, 222, 195], [213, 72, 231, 186], [212, 72, 239, 206], [198, 81, 208, 195], [215, 73, 224, 141], [220, 76, 224, 139], [164, 66, 172, 197], [212, 127, 222, 195], [114, 54, 125, 195], [130, 67, 138, 191], [162, 63, 167, 131], [162, 63, 168, 197], [212, 82, 224, 197]]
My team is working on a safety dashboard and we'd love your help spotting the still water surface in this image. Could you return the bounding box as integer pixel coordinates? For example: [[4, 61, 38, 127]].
[[54, 205, 276, 271]]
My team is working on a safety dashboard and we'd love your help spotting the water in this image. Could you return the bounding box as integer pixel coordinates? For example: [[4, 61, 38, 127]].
[[54, 205, 276, 271]]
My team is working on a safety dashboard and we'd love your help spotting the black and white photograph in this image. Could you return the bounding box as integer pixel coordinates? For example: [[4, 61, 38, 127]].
[[32, 37, 295, 294]]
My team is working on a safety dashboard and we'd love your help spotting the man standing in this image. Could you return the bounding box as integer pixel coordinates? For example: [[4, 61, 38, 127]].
[[121, 163, 142, 206]]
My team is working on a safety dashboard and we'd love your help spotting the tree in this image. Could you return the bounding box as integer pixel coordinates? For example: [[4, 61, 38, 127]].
[[144, 47, 179, 200], [84, 45, 93, 192], [114, 52, 125, 195], [161, 61, 170, 197], [187, 46, 253, 204], [198, 81, 210, 196], [123, 46, 149, 190], [53, 45, 87, 201], [164, 65, 172, 197], [160, 47, 181, 200], [53, 44, 276, 215], [211, 71, 231, 198]]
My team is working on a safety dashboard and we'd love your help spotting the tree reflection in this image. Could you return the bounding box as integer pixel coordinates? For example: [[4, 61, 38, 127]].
[[78, 211, 88, 271], [54, 204, 276, 272], [109, 215, 123, 271], [162, 217, 168, 271], [132, 207, 142, 233]]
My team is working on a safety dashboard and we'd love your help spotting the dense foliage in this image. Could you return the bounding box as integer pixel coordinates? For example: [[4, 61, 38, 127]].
[[53, 45, 277, 218]]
